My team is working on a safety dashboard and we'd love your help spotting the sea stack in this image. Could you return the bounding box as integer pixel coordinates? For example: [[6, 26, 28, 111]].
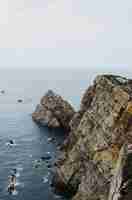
[[32, 90, 75, 130]]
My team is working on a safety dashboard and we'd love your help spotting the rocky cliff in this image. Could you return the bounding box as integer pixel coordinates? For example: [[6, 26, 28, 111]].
[[33, 75, 132, 200]]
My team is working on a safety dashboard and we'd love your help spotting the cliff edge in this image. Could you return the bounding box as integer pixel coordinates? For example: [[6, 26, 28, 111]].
[[33, 75, 132, 200]]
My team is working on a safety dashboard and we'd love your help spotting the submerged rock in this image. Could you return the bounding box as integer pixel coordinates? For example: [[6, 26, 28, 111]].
[[47, 137, 56, 143], [1, 90, 5, 94], [32, 90, 75, 130], [9, 140, 14, 145], [41, 155, 52, 161], [53, 75, 132, 200], [17, 99, 23, 103], [6, 140, 16, 147]]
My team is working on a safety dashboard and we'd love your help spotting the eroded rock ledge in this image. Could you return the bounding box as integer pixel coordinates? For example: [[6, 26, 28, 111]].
[[33, 75, 132, 200]]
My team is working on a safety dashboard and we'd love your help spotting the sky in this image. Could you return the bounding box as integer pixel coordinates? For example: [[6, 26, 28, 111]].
[[0, 0, 132, 68]]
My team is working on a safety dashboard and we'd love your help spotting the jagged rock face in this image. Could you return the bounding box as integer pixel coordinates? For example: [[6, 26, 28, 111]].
[[120, 149, 132, 200], [80, 85, 96, 112], [32, 90, 75, 130], [108, 144, 127, 200], [53, 75, 132, 200], [60, 85, 96, 153]]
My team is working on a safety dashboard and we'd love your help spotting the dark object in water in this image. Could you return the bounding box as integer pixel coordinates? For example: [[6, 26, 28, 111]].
[[1, 90, 5, 94], [47, 164, 52, 169], [12, 168, 17, 174], [9, 140, 14, 145], [17, 99, 23, 103], [41, 155, 52, 161]]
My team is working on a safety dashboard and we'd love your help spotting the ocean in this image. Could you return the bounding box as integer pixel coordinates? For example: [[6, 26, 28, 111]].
[[0, 67, 131, 200]]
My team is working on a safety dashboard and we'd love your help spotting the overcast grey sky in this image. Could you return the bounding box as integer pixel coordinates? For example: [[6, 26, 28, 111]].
[[0, 0, 132, 68]]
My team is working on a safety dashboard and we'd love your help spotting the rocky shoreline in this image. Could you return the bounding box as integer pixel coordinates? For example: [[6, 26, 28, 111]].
[[32, 75, 132, 200]]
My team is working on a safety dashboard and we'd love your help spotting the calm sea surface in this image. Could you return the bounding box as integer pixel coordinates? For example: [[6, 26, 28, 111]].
[[0, 68, 131, 200]]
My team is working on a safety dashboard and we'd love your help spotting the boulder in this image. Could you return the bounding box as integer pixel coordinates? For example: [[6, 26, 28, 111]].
[[32, 90, 75, 130], [53, 75, 132, 200]]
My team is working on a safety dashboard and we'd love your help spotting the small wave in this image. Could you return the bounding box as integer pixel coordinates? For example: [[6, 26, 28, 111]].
[[16, 166, 23, 172], [42, 172, 50, 184], [47, 172, 50, 176], [5, 140, 18, 147], [12, 190, 18, 196], [15, 181, 21, 186], [15, 172, 20, 177], [46, 151, 51, 154], [5, 142, 17, 147], [15, 181, 24, 188], [10, 169, 20, 177], [42, 177, 48, 184], [54, 194, 62, 199]]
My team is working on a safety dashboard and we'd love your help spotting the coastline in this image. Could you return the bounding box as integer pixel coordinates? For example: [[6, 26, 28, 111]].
[[33, 74, 132, 200]]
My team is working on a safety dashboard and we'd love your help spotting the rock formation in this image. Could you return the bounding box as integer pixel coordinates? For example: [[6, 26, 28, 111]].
[[52, 75, 132, 200], [32, 75, 132, 200], [32, 90, 75, 130]]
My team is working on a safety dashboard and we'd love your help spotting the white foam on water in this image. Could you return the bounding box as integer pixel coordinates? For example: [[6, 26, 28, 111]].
[[42, 177, 48, 184], [12, 190, 18, 196], [47, 172, 50, 176], [15, 181, 21, 186], [47, 138, 52, 142], [54, 194, 61, 199], [15, 172, 20, 177], [16, 181, 24, 188], [17, 166, 23, 172], [5, 143, 16, 147]]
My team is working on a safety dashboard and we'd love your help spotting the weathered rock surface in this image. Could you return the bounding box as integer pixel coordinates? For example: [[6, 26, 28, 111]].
[[108, 144, 127, 200], [53, 75, 132, 200], [32, 90, 75, 130], [59, 84, 96, 153]]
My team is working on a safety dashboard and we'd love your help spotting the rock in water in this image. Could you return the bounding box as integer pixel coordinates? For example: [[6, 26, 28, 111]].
[[32, 90, 75, 130], [17, 99, 23, 103], [1, 90, 5, 94], [41, 155, 52, 161], [53, 75, 132, 200]]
